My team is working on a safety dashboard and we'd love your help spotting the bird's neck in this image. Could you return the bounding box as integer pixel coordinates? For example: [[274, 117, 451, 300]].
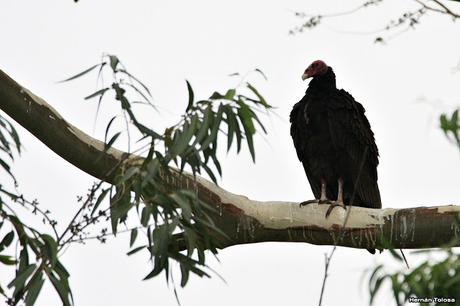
[[306, 67, 337, 93]]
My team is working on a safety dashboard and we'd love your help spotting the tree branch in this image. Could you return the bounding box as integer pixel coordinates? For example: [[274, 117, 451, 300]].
[[414, 0, 460, 18], [1, 68, 460, 251]]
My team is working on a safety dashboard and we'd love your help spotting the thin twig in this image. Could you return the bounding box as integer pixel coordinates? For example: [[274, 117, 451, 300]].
[[64, 225, 134, 244], [317, 253, 330, 306], [414, 0, 460, 17], [57, 181, 103, 247], [400, 249, 410, 269], [431, 0, 460, 18], [414, 0, 447, 14]]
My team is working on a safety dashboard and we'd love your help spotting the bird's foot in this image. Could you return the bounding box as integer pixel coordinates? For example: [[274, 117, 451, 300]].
[[325, 201, 346, 218], [318, 199, 335, 205], [300, 199, 335, 207]]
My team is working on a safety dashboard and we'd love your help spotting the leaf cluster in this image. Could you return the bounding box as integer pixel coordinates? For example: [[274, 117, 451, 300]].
[[0, 114, 21, 182], [0, 202, 72, 306], [368, 220, 460, 305], [0, 54, 271, 305], [62, 55, 272, 290], [368, 250, 460, 306], [440, 109, 460, 150], [0, 53, 271, 305], [1, 113, 77, 305], [367, 110, 460, 306]]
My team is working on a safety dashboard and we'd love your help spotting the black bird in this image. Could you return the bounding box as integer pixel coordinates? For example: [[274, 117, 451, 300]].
[[290, 60, 381, 216]]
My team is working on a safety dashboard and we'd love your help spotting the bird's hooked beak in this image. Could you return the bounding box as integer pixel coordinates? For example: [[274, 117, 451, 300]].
[[302, 72, 311, 81]]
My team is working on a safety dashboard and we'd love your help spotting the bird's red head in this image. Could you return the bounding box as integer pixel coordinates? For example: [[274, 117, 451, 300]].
[[302, 60, 328, 80]]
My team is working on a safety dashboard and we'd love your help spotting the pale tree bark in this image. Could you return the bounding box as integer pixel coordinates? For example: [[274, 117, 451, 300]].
[[1, 68, 460, 251]]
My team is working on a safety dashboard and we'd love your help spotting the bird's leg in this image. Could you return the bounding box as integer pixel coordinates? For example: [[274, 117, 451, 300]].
[[300, 179, 334, 207], [325, 178, 346, 218], [336, 177, 344, 205], [318, 179, 329, 204]]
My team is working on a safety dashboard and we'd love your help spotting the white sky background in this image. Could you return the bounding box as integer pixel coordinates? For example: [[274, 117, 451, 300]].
[[1, 0, 460, 305]]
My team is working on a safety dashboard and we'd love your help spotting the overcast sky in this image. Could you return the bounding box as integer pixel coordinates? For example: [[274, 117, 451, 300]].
[[1, 0, 460, 306]]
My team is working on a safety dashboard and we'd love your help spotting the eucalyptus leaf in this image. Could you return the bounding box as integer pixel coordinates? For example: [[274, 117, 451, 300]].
[[0, 230, 14, 249], [186, 80, 194, 112], [59, 63, 104, 83], [130, 228, 138, 247], [8, 263, 36, 290], [24, 272, 45, 306]]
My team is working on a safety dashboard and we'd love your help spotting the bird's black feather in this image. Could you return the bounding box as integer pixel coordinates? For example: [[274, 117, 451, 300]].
[[290, 67, 381, 209]]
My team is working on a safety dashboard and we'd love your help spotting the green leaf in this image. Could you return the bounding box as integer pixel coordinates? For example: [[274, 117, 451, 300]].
[[440, 114, 449, 132], [126, 83, 151, 104], [8, 264, 36, 290], [224, 89, 236, 100], [211, 154, 222, 176], [200, 105, 223, 151], [130, 228, 138, 248], [237, 104, 256, 161], [143, 264, 163, 280], [48, 272, 73, 306], [41, 234, 58, 267], [445, 273, 460, 288], [0, 230, 15, 250], [370, 276, 386, 305], [84, 87, 109, 100], [91, 188, 110, 216], [7, 121, 21, 154], [209, 91, 224, 100], [172, 115, 198, 156], [0, 255, 16, 265], [0, 157, 15, 181], [24, 271, 45, 306], [118, 69, 152, 97], [0, 129, 12, 155], [127, 245, 146, 256], [180, 263, 190, 287], [55, 260, 70, 279], [387, 248, 403, 262], [105, 131, 122, 150], [186, 80, 194, 112], [0, 116, 21, 155], [170, 193, 192, 221], [110, 188, 133, 234], [59, 63, 104, 82], [234, 116, 242, 153], [193, 106, 213, 146], [104, 116, 117, 142], [246, 82, 269, 107], [201, 163, 217, 184], [223, 106, 236, 151], [109, 55, 120, 71], [248, 108, 267, 133], [254, 68, 268, 80], [452, 109, 459, 125], [238, 104, 256, 135], [18, 246, 30, 270], [140, 206, 152, 227]]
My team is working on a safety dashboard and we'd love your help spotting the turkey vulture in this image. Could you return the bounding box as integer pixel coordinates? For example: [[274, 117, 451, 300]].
[[290, 60, 381, 216]]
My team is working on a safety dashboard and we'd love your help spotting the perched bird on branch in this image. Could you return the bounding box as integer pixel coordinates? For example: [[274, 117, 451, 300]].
[[290, 60, 381, 217]]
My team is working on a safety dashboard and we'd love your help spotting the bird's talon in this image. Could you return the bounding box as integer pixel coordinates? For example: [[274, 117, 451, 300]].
[[325, 202, 346, 218], [299, 199, 319, 207]]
